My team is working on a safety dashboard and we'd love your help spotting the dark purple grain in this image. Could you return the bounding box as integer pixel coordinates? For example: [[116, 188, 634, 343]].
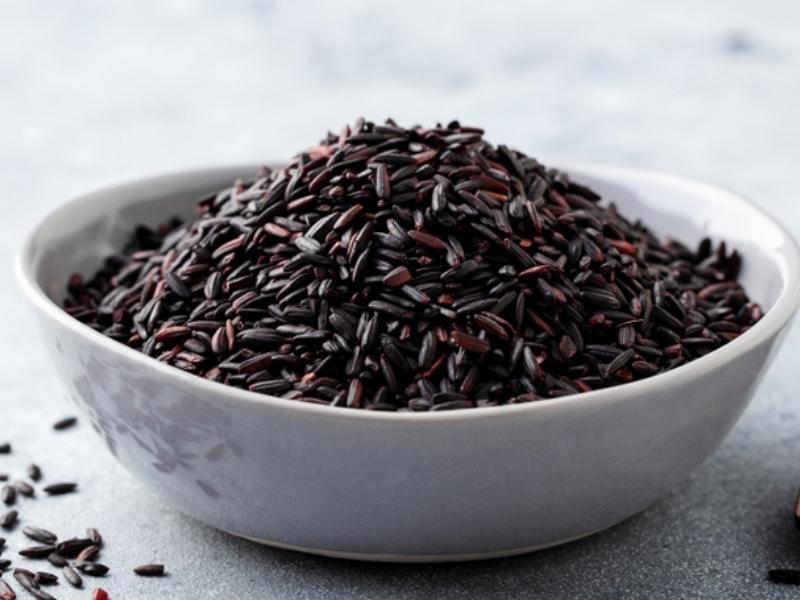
[[0, 510, 18, 530], [23, 527, 57, 544], [74, 561, 109, 576], [43, 483, 77, 496], [19, 545, 56, 559], [26, 465, 42, 482], [63, 565, 83, 588], [133, 563, 165, 577], [769, 569, 800, 585], [61, 119, 761, 410], [52, 416, 78, 431]]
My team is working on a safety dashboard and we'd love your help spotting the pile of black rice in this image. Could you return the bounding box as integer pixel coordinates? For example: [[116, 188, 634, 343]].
[[63, 119, 762, 411]]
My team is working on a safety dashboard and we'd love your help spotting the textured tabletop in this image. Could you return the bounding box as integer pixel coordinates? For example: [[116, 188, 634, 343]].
[[2, 1, 800, 598]]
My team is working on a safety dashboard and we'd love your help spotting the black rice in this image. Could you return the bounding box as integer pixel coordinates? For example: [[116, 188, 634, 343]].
[[63, 119, 762, 411], [47, 553, 68, 567], [86, 528, 103, 546], [34, 572, 58, 586], [76, 544, 99, 562], [74, 561, 109, 576], [1, 487, 14, 506], [56, 538, 94, 557], [26, 464, 42, 482], [18, 545, 57, 559], [22, 527, 57, 545], [133, 563, 165, 576], [52, 417, 78, 431], [14, 481, 34, 498], [42, 483, 77, 496], [0, 510, 18, 530], [769, 569, 800, 585], [63, 565, 83, 588]]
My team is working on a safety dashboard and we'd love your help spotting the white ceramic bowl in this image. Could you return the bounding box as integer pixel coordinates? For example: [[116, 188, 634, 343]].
[[16, 164, 800, 562]]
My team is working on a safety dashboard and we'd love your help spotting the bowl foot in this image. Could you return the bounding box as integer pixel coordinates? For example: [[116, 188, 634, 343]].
[[224, 522, 621, 563]]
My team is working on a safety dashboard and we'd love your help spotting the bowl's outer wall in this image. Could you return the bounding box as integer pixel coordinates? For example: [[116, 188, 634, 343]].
[[35, 305, 779, 555], [21, 166, 799, 557]]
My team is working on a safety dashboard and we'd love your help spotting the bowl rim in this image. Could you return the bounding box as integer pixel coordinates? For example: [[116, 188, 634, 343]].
[[15, 162, 800, 423]]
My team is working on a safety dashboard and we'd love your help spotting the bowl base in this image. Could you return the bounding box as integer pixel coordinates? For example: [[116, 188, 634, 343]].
[[225, 522, 620, 563]]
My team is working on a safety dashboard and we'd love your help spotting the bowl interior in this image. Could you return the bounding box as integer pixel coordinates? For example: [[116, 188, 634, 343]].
[[25, 164, 791, 315], [29, 167, 252, 305], [572, 166, 789, 311]]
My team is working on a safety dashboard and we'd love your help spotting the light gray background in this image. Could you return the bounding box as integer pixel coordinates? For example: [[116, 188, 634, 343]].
[[2, 1, 800, 598]]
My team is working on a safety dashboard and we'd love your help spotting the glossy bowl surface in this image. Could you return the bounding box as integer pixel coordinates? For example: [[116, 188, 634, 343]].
[[16, 164, 800, 561]]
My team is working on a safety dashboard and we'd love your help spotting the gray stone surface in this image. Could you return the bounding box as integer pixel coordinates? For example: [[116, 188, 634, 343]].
[[1, 1, 799, 597]]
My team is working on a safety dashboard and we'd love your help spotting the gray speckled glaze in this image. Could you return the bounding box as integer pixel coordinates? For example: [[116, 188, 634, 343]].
[[16, 165, 800, 561]]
